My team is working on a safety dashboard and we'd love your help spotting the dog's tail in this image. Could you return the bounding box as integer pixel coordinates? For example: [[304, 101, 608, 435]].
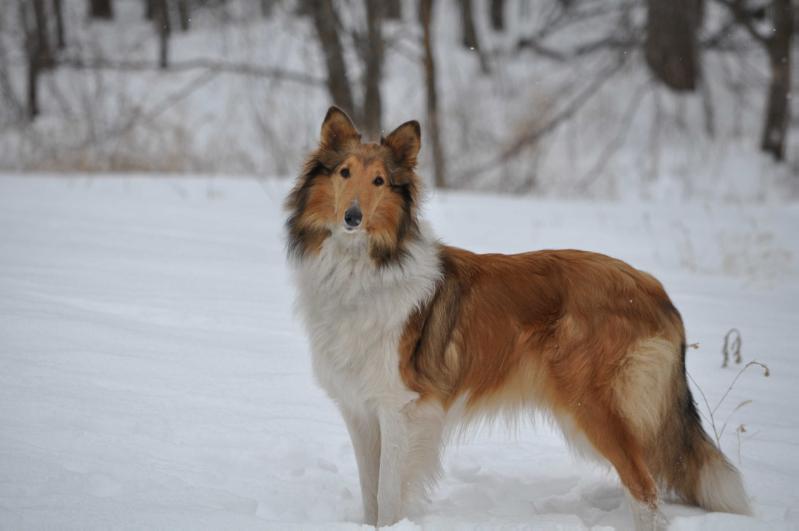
[[653, 342, 751, 515]]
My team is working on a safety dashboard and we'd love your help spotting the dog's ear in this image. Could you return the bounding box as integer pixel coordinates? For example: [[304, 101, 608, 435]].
[[382, 120, 421, 169], [320, 106, 360, 151]]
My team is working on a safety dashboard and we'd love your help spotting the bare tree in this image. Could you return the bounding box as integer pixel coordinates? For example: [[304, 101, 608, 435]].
[[717, 0, 794, 160], [758, 0, 793, 160], [361, 0, 383, 137], [154, 0, 171, 69], [18, 0, 58, 120], [53, 0, 66, 49], [89, 0, 114, 19], [0, 48, 23, 124], [306, 0, 386, 134], [489, 0, 505, 31], [458, 0, 490, 73], [308, 0, 356, 119], [385, 0, 402, 20], [420, 0, 446, 188], [177, 0, 190, 31], [19, 0, 48, 119], [32, 0, 55, 69], [459, 0, 479, 49], [261, 0, 275, 17], [645, 0, 703, 91]]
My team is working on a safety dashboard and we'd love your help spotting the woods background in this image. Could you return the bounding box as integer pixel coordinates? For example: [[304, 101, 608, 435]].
[[0, 0, 796, 199]]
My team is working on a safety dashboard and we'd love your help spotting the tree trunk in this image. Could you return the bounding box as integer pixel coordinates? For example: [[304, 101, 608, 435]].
[[27, 51, 39, 120], [760, 0, 793, 161], [154, 0, 170, 69], [144, 0, 154, 20], [419, 0, 446, 188], [309, 0, 356, 121], [19, 1, 40, 120], [385, 0, 401, 20], [459, 0, 479, 49], [645, 0, 702, 92], [295, 0, 313, 18], [489, 0, 505, 31], [53, 0, 66, 49], [458, 0, 490, 74], [89, 0, 114, 19], [362, 0, 383, 138], [177, 0, 190, 31], [32, 0, 54, 69]]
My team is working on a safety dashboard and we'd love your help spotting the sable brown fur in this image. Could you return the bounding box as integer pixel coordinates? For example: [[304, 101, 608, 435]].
[[399, 245, 728, 508]]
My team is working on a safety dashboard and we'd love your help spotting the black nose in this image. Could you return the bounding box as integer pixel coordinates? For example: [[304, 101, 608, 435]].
[[344, 206, 362, 228]]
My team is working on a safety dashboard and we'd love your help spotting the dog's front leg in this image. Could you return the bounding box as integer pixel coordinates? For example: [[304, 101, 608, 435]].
[[376, 407, 409, 527], [341, 407, 380, 525]]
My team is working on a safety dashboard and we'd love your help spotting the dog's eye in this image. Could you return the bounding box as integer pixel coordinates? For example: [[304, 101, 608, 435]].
[[373, 176, 384, 186], [340, 168, 350, 178]]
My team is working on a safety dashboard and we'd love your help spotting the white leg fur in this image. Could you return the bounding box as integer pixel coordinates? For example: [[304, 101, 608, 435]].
[[377, 407, 409, 527], [401, 400, 446, 511], [627, 493, 669, 531], [341, 407, 381, 525]]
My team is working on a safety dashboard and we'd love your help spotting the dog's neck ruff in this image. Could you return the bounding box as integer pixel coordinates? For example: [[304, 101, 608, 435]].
[[293, 223, 442, 306], [291, 223, 441, 409]]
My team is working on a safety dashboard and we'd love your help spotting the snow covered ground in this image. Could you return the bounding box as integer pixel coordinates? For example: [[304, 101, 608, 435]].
[[1, 175, 798, 530]]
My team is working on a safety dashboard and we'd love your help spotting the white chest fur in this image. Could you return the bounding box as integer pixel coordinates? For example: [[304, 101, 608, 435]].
[[292, 227, 441, 412]]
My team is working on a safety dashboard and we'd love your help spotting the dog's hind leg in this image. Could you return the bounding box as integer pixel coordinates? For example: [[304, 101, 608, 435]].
[[341, 407, 381, 525], [571, 404, 665, 531]]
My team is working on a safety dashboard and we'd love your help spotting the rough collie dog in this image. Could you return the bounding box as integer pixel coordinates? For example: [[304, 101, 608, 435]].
[[285, 107, 751, 529]]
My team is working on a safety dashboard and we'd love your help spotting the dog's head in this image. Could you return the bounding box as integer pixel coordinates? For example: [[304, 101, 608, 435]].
[[285, 107, 422, 266]]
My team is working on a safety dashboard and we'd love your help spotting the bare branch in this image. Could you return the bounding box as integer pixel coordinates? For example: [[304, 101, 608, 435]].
[[712, 0, 771, 46], [459, 57, 627, 181], [58, 57, 325, 86], [572, 80, 650, 192]]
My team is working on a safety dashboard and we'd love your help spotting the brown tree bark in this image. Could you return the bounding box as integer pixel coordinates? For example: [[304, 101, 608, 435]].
[[27, 53, 39, 120], [459, 0, 479, 49], [53, 0, 66, 49], [89, 0, 114, 19], [295, 0, 313, 17], [760, 0, 793, 160], [362, 0, 383, 138], [385, 0, 401, 20], [420, 0, 446, 188], [32, 0, 54, 69], [645, 0, 703, 92], [19, 1, 40, 119], [308, 0, 356, 120], [154, 0, 171, 69], [458, 0, 490, 73], [177, 0, 190, 31], [489, 0, 505, 31], [720, 0, 794, 161]]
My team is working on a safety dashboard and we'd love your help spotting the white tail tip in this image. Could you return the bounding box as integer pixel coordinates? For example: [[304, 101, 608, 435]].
[[697, 457, 752, 516]]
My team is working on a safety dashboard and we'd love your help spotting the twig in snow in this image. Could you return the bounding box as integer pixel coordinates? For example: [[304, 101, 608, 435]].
[[722, 328, 743, 368]]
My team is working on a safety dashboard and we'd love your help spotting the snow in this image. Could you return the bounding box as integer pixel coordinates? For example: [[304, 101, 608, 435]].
[[1, 175, 798, 530]]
